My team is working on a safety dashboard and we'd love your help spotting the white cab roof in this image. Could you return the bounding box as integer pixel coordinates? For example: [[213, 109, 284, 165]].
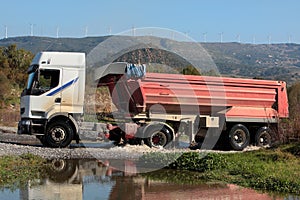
[[31, 52, 85, 68]]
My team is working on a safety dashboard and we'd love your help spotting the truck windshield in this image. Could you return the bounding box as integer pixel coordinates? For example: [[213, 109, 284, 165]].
[[26, 64, 39, 90], [26, 71, 36, 90]]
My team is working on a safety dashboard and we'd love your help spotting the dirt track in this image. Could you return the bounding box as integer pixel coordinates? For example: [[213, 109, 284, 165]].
[[0, 127, 152, 160], [0, 126, 188, 160], [0, 126, 260, 160]]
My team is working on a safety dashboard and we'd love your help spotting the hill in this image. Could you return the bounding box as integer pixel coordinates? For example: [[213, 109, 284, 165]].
[[202, 42, 300, 83], [0, 36, 108, 55], [1, 36, 300, 84]]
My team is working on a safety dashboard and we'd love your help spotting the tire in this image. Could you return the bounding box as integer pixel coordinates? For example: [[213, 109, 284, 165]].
[[145, 126, 172, 148], [229, 124, 250, 151], [47, 159, 78, 183], [46, 120, 74, 148], [194, 128, 207, 143], [255, 126, 272, 147], [195, 133, 204, 143], [36, 135, 49, 147]]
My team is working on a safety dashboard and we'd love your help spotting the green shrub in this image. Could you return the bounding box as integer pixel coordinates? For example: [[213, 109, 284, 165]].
[[171, 152, 227, 172], [139, 146, 300, 194]]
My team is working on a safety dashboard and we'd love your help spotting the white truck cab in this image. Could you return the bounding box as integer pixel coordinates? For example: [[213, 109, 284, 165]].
[[18, 52, 86, 147]]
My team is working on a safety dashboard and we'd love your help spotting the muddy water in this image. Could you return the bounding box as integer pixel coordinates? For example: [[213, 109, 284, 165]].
[[0, 159, 298, 200]]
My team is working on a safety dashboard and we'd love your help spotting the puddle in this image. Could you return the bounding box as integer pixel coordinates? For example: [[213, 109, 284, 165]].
[[0, 159, 298, 200]]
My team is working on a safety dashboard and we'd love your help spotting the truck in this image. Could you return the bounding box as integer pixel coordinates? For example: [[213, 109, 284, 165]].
[[18, 51, 289, 150]]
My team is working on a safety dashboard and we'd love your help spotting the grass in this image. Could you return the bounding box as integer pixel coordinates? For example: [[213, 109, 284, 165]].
[[140, 143, 300, 195], [214, 150, 300, 194], [0, 154, 45, 190]]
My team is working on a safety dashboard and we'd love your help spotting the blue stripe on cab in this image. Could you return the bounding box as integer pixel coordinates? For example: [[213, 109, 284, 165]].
[[46, 77, 79, 96]]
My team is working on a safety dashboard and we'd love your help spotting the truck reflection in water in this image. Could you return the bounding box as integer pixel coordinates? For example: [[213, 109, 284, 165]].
[[19, 159, 284, 200]]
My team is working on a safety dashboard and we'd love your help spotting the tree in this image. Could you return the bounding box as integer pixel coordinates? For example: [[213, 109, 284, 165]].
[[0, 44, 33, 88], [0, 44, 33, 108], [202, 69, 220, 77], [288, 82, 300, 119], [181, 65, 201, 75], [0, 71, 12, 105], [285, 82, 300, 140]]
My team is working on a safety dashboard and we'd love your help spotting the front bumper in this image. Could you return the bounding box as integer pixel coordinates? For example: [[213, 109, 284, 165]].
[[18, 119, 32, 135], [18, 118, 47, 135]]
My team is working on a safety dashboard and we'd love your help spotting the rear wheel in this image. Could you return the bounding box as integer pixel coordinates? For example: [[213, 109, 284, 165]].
[[229, 124, 250, 151], [255, 126, 272, 147], [46, 120, 74, 148], [145, 126, 172, 148]]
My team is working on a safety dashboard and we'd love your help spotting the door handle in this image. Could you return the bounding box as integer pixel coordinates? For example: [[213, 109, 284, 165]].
[[55, 98, 61, 103]]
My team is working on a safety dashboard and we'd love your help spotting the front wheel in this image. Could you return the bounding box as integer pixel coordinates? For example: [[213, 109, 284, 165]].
[[46, 120, 74, 148], [145, 126, 172, 148], [229, 124, 250, 151], [47, 159, 78, 183], [36, 135, 49, 147]]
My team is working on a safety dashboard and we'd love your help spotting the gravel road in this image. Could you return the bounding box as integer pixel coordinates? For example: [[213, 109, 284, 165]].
[[0, 126, 191, 160], [0, 126, 260, 160]]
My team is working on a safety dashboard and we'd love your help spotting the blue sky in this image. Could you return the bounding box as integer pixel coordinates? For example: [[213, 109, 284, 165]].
[[1, 0, 300, 43]]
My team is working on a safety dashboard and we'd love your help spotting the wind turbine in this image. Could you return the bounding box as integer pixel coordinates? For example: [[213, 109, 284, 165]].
[[108, 26, 112, 35], [56, 26, 59, 38], [30, 23, 35, 36], [4, 25, 7, 39], [219, 32, 223, 43], [85, 26, 88, 37], [236, 34, 241, 43], [132, 25, 135, 36], [203, 32, 207, 43], [288, 35, 292, 43]]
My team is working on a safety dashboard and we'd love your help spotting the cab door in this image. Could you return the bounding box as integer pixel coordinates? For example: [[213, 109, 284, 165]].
[[29, 68, 62, 119]]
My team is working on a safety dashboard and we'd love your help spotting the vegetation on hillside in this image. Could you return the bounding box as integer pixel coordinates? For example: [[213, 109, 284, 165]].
[[2, 36, 300, 84], [202, 43, 300, 83], [115, 48, 192, 73]]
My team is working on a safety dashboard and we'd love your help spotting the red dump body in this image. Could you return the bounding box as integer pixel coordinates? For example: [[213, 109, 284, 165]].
[[98, 72, 288, 122]]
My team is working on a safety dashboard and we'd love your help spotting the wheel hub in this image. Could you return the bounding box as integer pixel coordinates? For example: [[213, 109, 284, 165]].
[[51, 127, 66, 142], [234, 135, 239, 140], [151, 132, 166, 147], [260, 137, 265, 143], [52, 159, 66, 171], [234, 131, 246, 145], [152, 135, 161, 144], [259, 132, 268, 145]]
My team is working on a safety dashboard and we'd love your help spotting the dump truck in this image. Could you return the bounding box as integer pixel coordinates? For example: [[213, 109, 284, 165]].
[[18, 52, 289, 150]]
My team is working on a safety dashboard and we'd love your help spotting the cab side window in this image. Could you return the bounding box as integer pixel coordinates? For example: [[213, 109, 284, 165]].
[[39, 69, 60, 90], [32, 69, 60, 95]]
